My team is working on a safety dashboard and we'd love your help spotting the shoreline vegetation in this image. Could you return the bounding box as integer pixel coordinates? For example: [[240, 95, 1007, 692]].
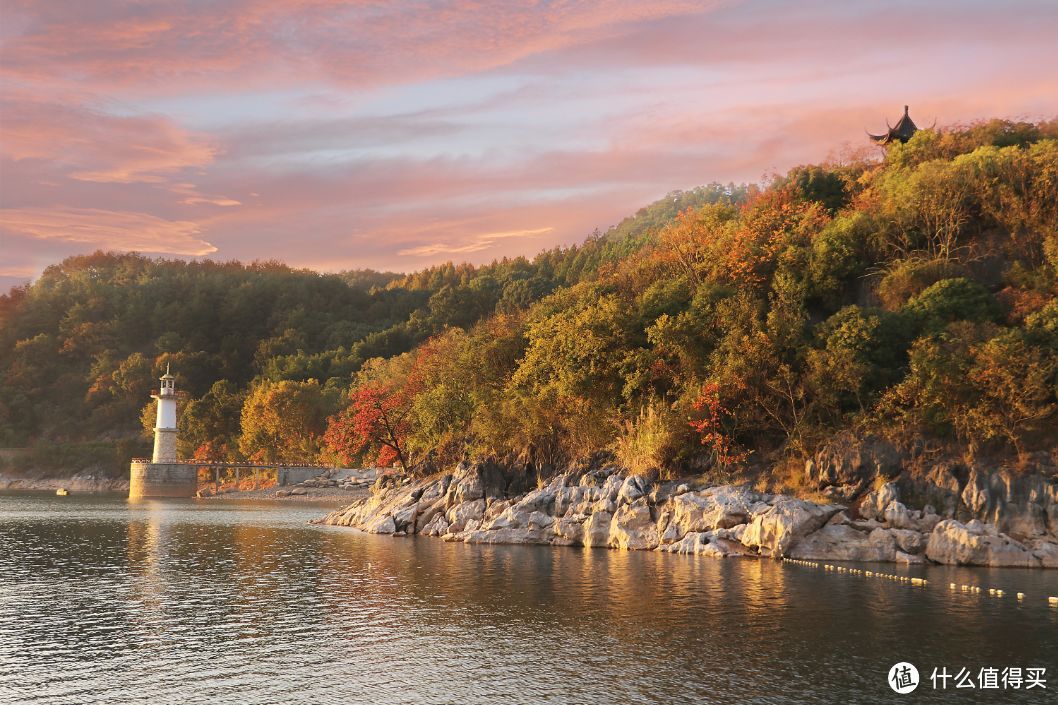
[[1, 119, 1056, 534]]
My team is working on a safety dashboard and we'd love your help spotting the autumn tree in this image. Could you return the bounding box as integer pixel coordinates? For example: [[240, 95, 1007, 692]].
[[323, 382, 414, 470], [238, 379, 328, 463], [688, 381, 750, 470]]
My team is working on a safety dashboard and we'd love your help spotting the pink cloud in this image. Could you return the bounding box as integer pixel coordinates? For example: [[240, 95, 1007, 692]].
[[0, 206, 218, 256], [0, 92, 216, 183], [0, 1, 715, 91], [1, 0, 1056, 287]]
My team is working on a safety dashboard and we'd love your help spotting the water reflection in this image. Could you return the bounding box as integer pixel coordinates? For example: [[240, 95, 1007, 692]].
[[0, 493, 1055, 704]]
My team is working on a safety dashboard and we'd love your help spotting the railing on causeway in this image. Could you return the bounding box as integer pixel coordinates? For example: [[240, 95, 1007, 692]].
[[131, 458, 332, 469]]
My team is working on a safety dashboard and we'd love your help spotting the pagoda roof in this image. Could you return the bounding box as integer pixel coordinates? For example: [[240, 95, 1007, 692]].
[[868, 105, 920, 145]]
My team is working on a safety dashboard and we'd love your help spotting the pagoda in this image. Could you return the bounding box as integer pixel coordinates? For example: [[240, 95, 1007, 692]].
[[868, 105, 919, 145]]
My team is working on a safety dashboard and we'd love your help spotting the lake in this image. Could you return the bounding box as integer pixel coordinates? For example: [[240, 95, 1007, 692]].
[[1, 493, 1055, 704]]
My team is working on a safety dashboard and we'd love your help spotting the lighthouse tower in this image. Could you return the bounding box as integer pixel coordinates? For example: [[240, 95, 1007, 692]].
[[130, 364, 196, 499], [151, 364, 178, 462]]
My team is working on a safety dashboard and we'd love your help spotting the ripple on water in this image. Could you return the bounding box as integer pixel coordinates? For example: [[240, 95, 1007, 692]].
[[1, 493, 1056, 704]]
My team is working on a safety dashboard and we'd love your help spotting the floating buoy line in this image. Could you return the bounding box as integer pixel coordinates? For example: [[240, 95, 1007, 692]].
[[780, 557, 1057, 606]]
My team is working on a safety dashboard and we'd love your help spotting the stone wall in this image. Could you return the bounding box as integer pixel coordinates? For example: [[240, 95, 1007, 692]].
[[129, 460, 197, 499]]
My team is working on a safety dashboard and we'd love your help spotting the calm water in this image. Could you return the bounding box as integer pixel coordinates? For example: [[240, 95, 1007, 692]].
[[0, 494, 1055, 704]]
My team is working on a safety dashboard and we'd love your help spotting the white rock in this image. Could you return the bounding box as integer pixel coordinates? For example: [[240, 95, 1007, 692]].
[[461, 527, 542, 545], [788, 524, 895, 562], [420, 513, 449, 536], [527, 511, 555, 529], [895, 550, 926, 564], [741, 497, 842, 556], [617, 475, 649, 505], [364, 515, 396, 535], [889, 528, 927, 554], [446, 498, 486, 533], [552, 516, 585, 545], [925, 519, 1041, 567], [666, 487, 755, 541], [860, 482, 899, 521], [609, 502, 658, 550], [583, 511, 613, 548]]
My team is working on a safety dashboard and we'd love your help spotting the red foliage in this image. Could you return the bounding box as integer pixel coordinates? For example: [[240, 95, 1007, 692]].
[[192, 441, 225, 461], [996, 286, 1049, 324], [688, 381, 750, 468], [322, 338, 448, 470], [323, 382, 412, 469]]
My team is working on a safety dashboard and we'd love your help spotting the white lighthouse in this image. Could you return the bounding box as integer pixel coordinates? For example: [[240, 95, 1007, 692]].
[[151, 364, 178, 462]]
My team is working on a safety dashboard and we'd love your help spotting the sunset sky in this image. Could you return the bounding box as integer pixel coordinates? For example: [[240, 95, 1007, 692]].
[[1, 0, 1056, 290]]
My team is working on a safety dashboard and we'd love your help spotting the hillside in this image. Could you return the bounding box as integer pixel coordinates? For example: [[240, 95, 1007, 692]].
[[0, 183, 740, 473], [1, 120, 1056, 480]]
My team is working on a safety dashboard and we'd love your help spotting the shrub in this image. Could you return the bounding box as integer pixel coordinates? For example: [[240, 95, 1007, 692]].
[[613, 401, 685, 479], [876, 258, 967, 310], [903, 277, 1002, 330]]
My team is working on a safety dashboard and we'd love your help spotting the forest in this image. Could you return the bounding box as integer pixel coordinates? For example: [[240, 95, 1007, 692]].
[[1, 119, 1056, 482]]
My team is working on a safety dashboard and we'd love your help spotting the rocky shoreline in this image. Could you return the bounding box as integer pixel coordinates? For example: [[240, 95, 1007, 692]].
[[316, 459, 1058, 568], [0, 472, 129, 494]]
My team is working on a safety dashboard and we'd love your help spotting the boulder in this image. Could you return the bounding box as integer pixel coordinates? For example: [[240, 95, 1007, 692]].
[[554, 485, 590, 517], [616, 475, 649, 505], [583, 511, 613, 548], [609, 502, 658, 550], [860, 482, 899, 521], [741, 497, 843, 556], [658, 529, 751, 558], [413, 499, 445, 533], [444, 460, 507, 507], [888, 528, 927, 554], [666, 487, 757, 541], [392, 503, 418, 532], [925, 519, 1041, 567], [895, 550, 926, 564], [364, 515, 396, 535], [421, 513, 449, 537], [446, 498, 486, 533], [552, 516, 585, 545], [527, 511, 555, 530], [461, 527, 543, 545], [810, 434, 903, 488], [599, 473, 625, 502], [788, 524, 896, 562], [418, 475, 452, 503], [657, 531, 713, 556], [485, 496, 546, 530], [484, 499, 511, 522], [1029, 538, 1058, 568]]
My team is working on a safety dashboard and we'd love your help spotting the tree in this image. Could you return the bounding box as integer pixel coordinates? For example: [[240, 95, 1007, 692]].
[[904, 277, 1002, 331], [181, 380, 245, 460], [238, 379, 328, 463], [323, 382, 414, 470], [966, 331, 1057, 455], [688, 382, 750, 469]]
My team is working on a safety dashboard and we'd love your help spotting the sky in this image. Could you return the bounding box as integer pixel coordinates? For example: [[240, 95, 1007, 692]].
[[1, 0, 1056, 290]]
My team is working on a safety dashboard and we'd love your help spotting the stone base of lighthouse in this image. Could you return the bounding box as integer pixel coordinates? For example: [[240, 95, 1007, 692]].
[[152, 427, 177, 463], [129, 459, 198, 499]]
